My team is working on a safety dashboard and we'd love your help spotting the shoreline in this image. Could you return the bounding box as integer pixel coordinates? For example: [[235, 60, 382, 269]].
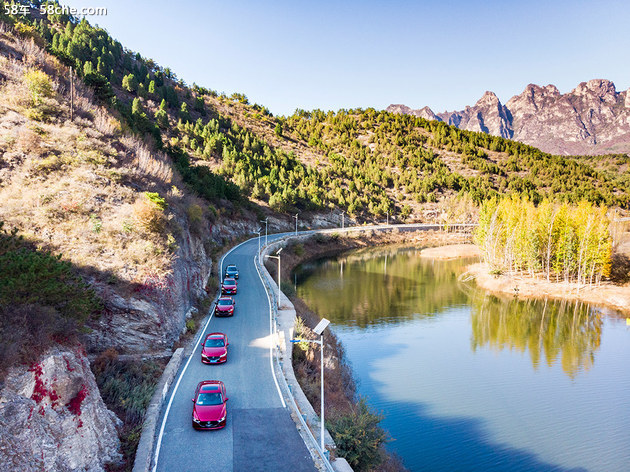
[[466, 262, 630, 315]]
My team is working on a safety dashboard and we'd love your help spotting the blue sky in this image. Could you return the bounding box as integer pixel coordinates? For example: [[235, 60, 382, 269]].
[[63, 0, 630, 116]]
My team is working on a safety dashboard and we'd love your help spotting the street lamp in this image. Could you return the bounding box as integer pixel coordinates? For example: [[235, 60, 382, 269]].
[[265, 247, 283, 309], [260, 218, 268, 247], [291, 317, 331, 455], [254, 227, 262, 255], [293, 213, 299, 235]]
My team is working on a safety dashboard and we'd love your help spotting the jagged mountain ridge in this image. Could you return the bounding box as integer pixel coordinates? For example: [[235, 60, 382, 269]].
[[388, 79, 630, 155]]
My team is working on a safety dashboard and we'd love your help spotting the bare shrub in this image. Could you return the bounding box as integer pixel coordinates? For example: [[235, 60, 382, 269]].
[[15, 126, 42, 156], [133, 196, 166, 233]]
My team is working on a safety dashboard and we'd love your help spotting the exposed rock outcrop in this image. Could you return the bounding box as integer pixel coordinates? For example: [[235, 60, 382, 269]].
[[387, 79, 630, 155], [0, 347, 121, 471]]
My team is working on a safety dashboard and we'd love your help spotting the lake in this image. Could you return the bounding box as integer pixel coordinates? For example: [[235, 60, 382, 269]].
[[294, 246, 630, 472]]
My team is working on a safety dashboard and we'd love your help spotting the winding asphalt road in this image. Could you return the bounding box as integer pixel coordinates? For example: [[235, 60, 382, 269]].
[[152, 236, 316, 472]]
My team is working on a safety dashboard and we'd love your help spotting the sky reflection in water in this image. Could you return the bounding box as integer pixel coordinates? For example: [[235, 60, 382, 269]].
[[295, 246, 630, 472]]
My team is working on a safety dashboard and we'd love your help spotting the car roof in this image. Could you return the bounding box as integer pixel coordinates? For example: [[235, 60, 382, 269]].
[[226, 265, 237, 269], [218, 296, 233, 301], [205, 332, 226, 338], [223, 278, 236, 283], [199, 380, 224, 388]]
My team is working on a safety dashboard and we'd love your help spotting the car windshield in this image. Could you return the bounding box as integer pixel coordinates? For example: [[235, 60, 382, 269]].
[[205, 338, 225, 347], [218, 300, 232, 306], [196, 391, 223, 406], [224, 279, 235, 285], [227, 266, 237, 271]]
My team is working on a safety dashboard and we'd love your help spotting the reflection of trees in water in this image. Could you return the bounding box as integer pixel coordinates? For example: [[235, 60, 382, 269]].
[[470, 295, 603, 377], [296, 250, 471, 328]]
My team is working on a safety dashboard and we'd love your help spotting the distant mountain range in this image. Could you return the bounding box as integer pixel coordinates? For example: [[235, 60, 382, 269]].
[[387, 80, 630, 155]]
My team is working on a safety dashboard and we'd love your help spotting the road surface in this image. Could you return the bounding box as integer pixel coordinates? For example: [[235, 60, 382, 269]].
[[152, 237, 316, 472]]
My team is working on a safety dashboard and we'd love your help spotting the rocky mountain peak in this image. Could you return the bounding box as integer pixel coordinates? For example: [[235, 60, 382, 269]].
[[388, 78, 630, 155], [573, 79, 617, 102], [475, 91, 501, 107]]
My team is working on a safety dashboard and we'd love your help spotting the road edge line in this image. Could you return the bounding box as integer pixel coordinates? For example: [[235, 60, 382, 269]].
[[253, 254, 286, 408]]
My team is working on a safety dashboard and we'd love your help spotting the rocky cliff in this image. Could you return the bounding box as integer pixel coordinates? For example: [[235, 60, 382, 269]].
[[388, 79, 630, 155], [0, 347, 121, 471]]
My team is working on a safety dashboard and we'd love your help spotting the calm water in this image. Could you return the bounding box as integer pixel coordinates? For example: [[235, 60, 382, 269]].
[[294, 246, 630, 472]]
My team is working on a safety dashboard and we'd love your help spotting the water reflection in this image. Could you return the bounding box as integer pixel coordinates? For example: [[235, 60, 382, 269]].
[[295, 246, 471, 328], [297, 246, 604, 378], [470, 296, 603, 378]]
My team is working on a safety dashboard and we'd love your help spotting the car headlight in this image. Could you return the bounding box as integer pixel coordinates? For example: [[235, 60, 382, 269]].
[[219, 415, 226, 423], [219, 352, 227, 358]]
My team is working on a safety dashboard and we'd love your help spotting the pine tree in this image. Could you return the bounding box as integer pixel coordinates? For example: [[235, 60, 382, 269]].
[[122, 73, 138, 92], [180, 102, 190, 123], [132, 98, 143, 116], [83, 61, 94, 76], [155, 99, 169, 128]]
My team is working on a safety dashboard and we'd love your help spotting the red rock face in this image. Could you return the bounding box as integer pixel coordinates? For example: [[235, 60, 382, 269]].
[[387, 79, 630, 155], [0, 347, 121, 471]]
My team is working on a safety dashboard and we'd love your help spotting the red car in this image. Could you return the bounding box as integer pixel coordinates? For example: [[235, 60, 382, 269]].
[[192, 380, 228, 430], [201, 333, 229, 364], [215, 296, 235, 317], [221, 277, 237, 295]]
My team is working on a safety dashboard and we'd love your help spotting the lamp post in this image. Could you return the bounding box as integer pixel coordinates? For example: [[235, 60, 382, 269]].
[[291, 317, 331, 456], [340, 210, 345, 229], [254, 228, 262, 256], [260, 218, 268, 247], [293, 213, 299, 235], [265, 247, 283, 309]]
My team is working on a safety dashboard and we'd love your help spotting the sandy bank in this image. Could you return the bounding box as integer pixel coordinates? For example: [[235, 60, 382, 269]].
[[467, 262, 630, 315], [420, 244, 481, 260]]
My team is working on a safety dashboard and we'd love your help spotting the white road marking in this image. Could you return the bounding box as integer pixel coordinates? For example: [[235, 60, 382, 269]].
[[253, 254, 286, 408]]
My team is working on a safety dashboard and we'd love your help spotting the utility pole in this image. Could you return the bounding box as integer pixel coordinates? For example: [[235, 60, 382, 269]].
[[265, 247, 283, 309], [69, 66, 74, 121], [254, 228, 261, 256], [260, 218, 268, 247], [293, 213, 298, 235], [341, 210, 345, 229]]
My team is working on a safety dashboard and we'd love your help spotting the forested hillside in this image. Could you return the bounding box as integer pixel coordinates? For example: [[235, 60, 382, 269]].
[[5, 4, 629, 226]]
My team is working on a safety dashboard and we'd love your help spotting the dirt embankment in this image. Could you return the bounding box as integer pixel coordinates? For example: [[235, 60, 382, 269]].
[[419, 243, 481, 260], [417, 242, 630, 315], [467, 263, 630, 315]]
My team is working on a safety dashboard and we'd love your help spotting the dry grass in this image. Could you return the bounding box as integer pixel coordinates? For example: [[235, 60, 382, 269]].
[[0, 30, 207, 290]]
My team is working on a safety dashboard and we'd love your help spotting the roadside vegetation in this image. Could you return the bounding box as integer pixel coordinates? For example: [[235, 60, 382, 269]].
[[0, 221, 101, 379], [91, 349, 166, 472]]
